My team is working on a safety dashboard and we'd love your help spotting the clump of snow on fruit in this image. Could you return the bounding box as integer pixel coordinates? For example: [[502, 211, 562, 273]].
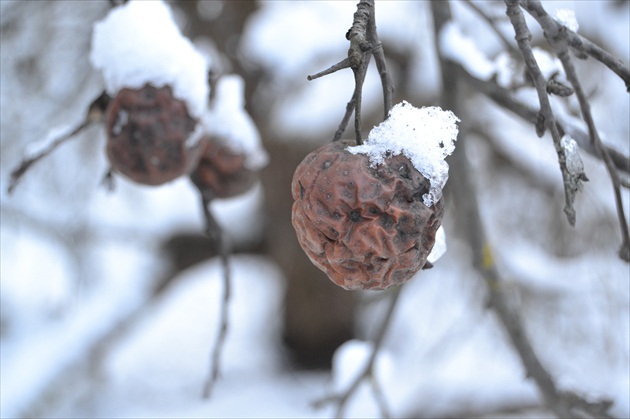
[[427, 226, 446, 264], [203, 74, 269, 170], [90, 0, 209, 119], [348, 101, 459, 207]]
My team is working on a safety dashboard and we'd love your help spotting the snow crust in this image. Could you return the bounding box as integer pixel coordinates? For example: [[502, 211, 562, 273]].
[[555, 8, 579, 32], [90, 0, 209, 119], [348, 101, 459, 207], [203, 75, 269, 170]]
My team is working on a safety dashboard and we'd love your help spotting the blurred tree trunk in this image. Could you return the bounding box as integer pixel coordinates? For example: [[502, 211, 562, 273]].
[[261, 139, 356, 368], [177, 0, 356, 369]]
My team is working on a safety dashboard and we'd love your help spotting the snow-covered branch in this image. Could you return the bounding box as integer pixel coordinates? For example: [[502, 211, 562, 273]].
[[518, 0, 629, 261], [432, 1, 618, 417], [505, 0, 585, 227]]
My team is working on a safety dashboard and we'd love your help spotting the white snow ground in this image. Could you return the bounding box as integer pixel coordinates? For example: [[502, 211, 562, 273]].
[[1, 1, 628, 418]]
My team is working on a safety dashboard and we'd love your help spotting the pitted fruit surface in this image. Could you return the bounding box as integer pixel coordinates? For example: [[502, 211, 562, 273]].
[[190, 137, 256, 199], [292, 140, 444, 290], [106, 84, 201, 186]]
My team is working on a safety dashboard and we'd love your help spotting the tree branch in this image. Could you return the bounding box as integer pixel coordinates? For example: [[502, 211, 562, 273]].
[[519, 0, 629, 260], [198, 193, 232, 399], [307, 0, 393, 144], [453, 65, 630, 176], [432, 1, 615, 417], [505, 0, 588, 227]]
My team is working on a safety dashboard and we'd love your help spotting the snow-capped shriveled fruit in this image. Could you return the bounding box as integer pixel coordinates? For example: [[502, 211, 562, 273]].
[[90, 0, 209, 119], [106, 84, 204, 186], [190, 137, 257, 199], [292, 140, 444, 291]]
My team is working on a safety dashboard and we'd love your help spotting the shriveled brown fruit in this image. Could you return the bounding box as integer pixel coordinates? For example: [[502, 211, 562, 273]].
[[106, 84, 203, 186], [190, 137, 257, 199], [291, 140, 444, 291]]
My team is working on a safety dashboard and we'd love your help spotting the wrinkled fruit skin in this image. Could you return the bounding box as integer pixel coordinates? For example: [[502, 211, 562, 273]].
[[291, 140, 444, 291], [106, 84, 202, 186], [190, 137, 256, 199]]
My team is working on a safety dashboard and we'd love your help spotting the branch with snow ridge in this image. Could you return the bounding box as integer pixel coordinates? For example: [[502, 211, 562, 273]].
[[505, 0, 585, 227], [518, 0, 630, 260]]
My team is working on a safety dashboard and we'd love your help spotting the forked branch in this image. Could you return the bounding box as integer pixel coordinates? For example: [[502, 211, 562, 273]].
[[307, 0, 393, 144]]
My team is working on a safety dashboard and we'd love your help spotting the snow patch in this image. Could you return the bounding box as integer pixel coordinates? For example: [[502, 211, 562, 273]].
[[203, 74, 268, 170], [532, 47, 563, 79], [90, 0, 209, 119], [555, 8, 579, 32], [348, 101, 460, 207], [427, 226, 447, 264], [439, 21, 496, 81]]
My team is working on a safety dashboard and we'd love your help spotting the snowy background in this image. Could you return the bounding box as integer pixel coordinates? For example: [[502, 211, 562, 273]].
[[1, 1, 628, 418]]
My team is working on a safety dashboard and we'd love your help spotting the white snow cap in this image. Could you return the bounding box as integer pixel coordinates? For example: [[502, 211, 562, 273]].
[[348, 101, 460, 207], [554, 8, 579, 32], [204, 74, 269, 170], [90, 0, 209, 119]]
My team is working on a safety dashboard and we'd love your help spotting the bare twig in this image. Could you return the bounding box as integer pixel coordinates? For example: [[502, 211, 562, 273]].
[[432, 1, 615, 417], [569, 34, 630, 92], [351, 51, 371, 145], [519, 0, 629, 260], [198, 193, 232, 399], [313, 285, 401, 419], [453, 65, 630, 175], [307, 58, 352, 81], [333, 96, 357, 142], [307, 0, 393, 144], [521, 7, 630, 91], [365, 3, 393, 118]]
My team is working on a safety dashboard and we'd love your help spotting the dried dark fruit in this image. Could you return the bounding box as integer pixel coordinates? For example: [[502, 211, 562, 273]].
[[291, 140, 444, 291], [190, 137, 256, 199], [106, 83, 203, 186]]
